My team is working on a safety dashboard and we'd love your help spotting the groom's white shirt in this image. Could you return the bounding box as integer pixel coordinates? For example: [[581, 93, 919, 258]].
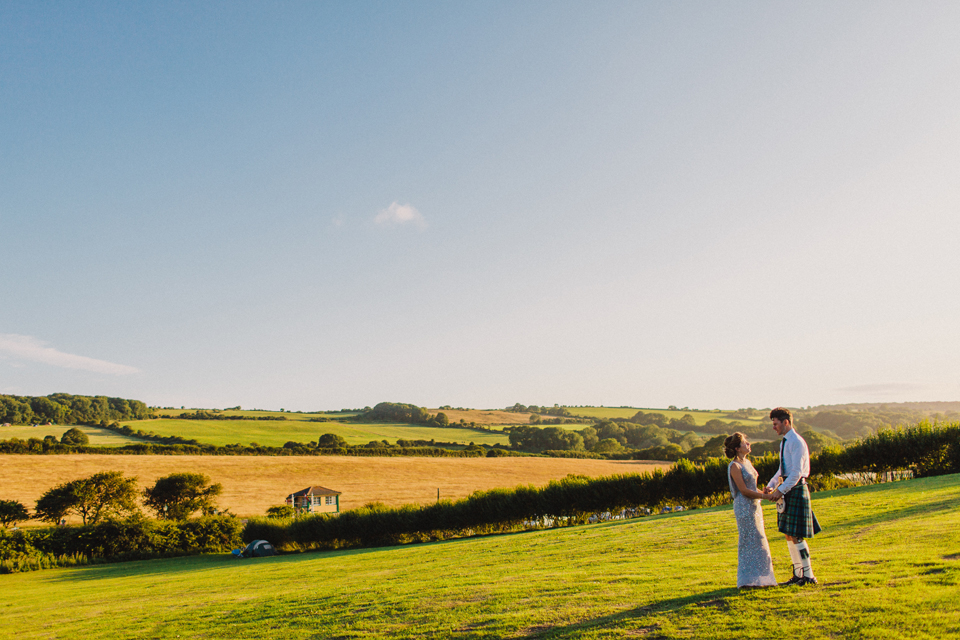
[[768, 428, 810, 495]]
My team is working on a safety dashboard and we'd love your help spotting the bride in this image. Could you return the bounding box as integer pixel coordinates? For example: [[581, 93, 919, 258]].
[[724, 432, 778, 588]]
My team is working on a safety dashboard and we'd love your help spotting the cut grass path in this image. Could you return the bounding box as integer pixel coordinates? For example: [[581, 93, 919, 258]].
[[5, 474, 959, 638], [0, 455, 669, 520]]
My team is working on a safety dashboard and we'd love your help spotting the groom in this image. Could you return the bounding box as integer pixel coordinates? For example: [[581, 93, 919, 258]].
[[765, 407, 820, 586]]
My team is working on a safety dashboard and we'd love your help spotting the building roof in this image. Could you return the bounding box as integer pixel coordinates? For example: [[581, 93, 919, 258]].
[[287, 485, 341, 499]]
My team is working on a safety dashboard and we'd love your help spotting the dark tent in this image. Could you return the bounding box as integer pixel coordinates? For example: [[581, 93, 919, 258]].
[[237, 539, 277, 558]]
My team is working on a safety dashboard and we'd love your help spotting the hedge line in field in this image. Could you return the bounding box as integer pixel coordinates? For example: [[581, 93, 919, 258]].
[[246, 421, 960, 551], [0, 515, 243, 573]]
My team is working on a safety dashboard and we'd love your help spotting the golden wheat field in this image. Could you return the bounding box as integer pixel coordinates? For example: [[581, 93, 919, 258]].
[[2, 454, 670, 522], [423, 408, 535, 425]]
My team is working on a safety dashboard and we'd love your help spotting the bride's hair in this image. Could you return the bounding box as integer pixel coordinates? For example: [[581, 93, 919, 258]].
[[723, 432, 747, 459]]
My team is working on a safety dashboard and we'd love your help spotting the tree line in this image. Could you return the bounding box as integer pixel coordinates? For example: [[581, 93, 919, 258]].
[[0, 393, 151, 426]]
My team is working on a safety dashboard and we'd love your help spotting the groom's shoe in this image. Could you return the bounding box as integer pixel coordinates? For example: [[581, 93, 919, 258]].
[[780, 569, 804, 586]]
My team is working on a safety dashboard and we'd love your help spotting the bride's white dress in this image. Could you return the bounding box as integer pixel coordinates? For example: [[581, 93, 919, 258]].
[[728, 459, 778, 587]]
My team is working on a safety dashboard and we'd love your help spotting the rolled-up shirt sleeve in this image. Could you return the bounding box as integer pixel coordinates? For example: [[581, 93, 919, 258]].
[[767, 458, 782, 491], [777, 432, 809, 495]]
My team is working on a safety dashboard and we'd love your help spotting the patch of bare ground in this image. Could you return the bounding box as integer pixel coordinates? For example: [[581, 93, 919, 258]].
[[1, 454, 669, 521]]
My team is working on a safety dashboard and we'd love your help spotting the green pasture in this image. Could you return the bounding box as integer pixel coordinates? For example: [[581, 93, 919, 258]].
[[123, 418, 508, 447], [155, 409, 360, 420], [6, 474, 959, 638], [565, 406, 765, 426], [0, 424, 142, 446]]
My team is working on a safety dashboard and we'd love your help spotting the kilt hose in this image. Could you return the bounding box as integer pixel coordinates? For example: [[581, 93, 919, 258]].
[[777, 483, 822, 539]]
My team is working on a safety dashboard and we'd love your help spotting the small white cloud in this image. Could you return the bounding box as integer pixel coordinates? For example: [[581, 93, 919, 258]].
[[0, 334, 140, 376], [374, 202, 426, 230], [331, 213, 345, 228]]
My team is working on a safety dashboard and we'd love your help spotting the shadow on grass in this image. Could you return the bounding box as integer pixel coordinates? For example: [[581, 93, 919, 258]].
[[519, 587, 743, 639]]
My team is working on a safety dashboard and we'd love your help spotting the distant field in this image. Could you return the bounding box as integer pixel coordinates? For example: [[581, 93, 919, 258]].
[[0, 424, 143, 446], [122, 418, 508, 447], [425, 408, 536, 425], [155, 409, 359, 420], [0, 454, 670, 520], [566, 406, 766, 426]]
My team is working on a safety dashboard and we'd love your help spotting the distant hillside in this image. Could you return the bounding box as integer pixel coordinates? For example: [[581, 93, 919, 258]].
[[806, 401, 960, 413]]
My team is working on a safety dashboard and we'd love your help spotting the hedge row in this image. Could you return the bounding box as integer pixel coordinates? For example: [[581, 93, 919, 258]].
[[0, 515, 243, 573], [247, 421, 960, 551]]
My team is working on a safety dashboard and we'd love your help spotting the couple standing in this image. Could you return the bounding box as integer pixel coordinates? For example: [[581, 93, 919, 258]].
[[725, 407, 821, 588]]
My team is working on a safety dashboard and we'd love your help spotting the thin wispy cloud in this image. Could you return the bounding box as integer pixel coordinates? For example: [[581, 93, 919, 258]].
[[0, 334, 139, 375], [836, 383, 926, 397], [374, 202, 427, 230]]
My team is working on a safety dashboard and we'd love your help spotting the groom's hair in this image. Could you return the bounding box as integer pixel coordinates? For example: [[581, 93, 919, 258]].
[[769, 407, 792, 424]]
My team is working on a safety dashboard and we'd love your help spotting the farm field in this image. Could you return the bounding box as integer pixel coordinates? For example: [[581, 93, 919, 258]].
[[159, 408, 538, 426], [566, 406, 766, 426], [4, 474, 958, 638], [0, 454, 670, 520], [0, 424, 142, 446], [155, 409, 359, 420], [424, 408, 537, 425], [123, 418, 510, 447]]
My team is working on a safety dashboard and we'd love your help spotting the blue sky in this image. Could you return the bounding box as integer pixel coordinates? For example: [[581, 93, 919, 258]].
[[3, 2, 959, 411]]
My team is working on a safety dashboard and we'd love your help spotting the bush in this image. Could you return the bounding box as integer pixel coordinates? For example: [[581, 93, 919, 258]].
[[60, 427, 89, 446], [0, 515, 244, 572]]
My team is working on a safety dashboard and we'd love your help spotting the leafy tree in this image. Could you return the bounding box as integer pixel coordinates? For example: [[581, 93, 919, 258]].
[[34, 484, 78, 524], [0, 500, 29, 527], [143, 473, 222, 520], [592, 438, 625, 454], [35, 471, 139, 525], [60, 427, 90, 446], [266, 505, 295, 519], [434, 412, 449, 427], [317, 433, 348, 448]]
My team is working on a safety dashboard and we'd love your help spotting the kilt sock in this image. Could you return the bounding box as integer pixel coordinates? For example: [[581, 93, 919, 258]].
[[795, 540, 815, 579], [787, 541, 803, 577]]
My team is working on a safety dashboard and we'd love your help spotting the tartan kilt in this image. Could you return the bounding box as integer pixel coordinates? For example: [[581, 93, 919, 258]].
[[777, 484, 821, 539]]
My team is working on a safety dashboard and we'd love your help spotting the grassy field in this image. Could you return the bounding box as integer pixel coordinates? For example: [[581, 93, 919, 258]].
[[156, 409, 360, 420], [125, 418, 510, 447], [0, 454, 669, 520], [4, 473, 958, 638], [565, 407, 766, 427], [160, 408, 540, 426], [0, 424, 143, 446], [120, 408, 767, 448]]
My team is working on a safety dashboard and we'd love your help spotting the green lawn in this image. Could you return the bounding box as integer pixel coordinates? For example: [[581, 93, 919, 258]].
[[0, 424, 143, 446], [5, 474, 959, 638], [123, 418, 509, 447], [566, 407, 765, 427]]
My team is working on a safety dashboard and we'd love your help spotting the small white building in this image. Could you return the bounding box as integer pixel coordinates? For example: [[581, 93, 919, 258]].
[[286, 485, 341, 515]]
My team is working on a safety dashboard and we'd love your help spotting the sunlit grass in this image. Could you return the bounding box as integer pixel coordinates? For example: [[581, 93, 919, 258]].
[[5, 474, 958, 638]]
